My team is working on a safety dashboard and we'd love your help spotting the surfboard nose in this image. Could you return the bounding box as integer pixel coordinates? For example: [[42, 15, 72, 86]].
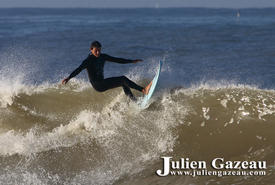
[[139, 60, 162, 108]]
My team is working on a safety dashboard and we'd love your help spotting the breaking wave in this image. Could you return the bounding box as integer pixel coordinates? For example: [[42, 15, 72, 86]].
[[0, 78, 274, 184]]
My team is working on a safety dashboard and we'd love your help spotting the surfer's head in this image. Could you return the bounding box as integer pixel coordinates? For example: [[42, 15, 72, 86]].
[[90, 41, 102, 58]]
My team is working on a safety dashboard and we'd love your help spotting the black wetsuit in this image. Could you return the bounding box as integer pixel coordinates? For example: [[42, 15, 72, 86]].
[[67, 53, 144, 100]]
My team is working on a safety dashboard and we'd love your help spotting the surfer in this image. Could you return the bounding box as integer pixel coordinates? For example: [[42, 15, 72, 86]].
[[62, 41, 152, 101]]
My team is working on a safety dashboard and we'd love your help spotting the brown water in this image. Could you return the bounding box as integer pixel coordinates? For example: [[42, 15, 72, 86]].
[[0, 80, 274, 184]]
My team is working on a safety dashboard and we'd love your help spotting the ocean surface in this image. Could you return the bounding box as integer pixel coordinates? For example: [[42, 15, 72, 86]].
[[0, 8, 275, 185]]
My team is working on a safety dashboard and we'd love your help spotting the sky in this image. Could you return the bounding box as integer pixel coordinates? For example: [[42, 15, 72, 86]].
[[1, 0, 275, 8]]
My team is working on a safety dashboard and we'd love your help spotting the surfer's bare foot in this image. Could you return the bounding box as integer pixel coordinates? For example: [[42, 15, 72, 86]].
[[142, 81, 152, 95]]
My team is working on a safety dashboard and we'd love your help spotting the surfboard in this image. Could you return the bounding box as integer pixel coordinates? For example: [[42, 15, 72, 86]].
[[139, 60, 163, 108]]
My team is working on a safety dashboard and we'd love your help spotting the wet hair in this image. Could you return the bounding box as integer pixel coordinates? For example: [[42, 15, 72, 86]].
[[90, 41, 102, 49]]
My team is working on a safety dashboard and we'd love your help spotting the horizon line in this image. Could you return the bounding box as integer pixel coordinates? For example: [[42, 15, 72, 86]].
[[1, 6, 275, 9]]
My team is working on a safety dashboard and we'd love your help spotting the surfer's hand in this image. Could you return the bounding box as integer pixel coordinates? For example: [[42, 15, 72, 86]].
[[62, 78, 69, 85], [132, 59, 143, 63]]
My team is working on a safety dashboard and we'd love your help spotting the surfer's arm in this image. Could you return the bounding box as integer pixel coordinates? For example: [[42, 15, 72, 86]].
[[62, 59, 88, 84], [104, 54, 142, 64]]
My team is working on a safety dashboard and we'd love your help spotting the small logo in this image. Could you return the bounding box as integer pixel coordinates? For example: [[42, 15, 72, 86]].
[[156, 157, 267, 177]]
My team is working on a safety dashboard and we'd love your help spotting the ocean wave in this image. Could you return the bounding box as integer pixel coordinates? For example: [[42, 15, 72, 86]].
[[0, 79, 274, 184]]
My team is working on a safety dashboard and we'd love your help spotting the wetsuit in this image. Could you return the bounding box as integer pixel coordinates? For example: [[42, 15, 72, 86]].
[[67, 53, 144, 100]]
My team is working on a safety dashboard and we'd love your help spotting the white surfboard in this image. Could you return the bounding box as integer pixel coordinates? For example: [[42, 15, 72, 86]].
[[139, 60, 163, 108]]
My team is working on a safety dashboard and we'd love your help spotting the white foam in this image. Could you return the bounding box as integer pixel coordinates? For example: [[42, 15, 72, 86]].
[[0, 169, 61, 185], [0, 78, 91, 108], [0, 76, 29, 108], [202, 107, 210, 120], [0, 105, 125, 156], [174, 80, 273, 96], [220, 99, 228, 108]]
